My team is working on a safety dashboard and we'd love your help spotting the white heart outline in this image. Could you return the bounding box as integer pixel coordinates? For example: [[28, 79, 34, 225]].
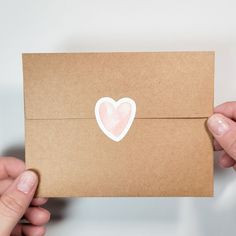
[[95, 97, 136, 142]]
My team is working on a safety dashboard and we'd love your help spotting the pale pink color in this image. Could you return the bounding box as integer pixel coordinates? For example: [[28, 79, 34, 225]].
[[95, 97, 136, 142], [17, 171, 37, 194], [99, 101, 132, 137]]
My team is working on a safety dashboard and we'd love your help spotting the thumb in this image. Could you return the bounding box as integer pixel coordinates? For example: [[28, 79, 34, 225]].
[[0, 170, 38, 235], [207, 113, 236, 160]]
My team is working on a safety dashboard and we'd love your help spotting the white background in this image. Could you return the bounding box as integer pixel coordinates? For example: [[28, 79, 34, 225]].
[[0, 0, 236, 235]]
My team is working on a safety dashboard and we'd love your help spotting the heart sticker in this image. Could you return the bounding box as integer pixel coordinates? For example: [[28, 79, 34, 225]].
[[95, 97, 136, 142]]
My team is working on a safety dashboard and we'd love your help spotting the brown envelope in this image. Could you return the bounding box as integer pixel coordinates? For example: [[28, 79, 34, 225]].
[[23, 52, 214, 197]]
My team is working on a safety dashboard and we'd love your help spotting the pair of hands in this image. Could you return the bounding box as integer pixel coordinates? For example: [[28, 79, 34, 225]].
[[0, 102, 236, 236]]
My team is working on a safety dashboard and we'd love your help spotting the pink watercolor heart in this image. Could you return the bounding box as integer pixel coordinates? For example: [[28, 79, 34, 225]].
[[95, 97, 136, 142]]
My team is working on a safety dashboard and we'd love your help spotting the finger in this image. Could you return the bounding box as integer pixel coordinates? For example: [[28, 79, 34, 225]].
[[0, 157, 25, 180], [12, 224, 46, 236], [218, 152, 236, 168], [31, 198, 48, 206], [214, 102, 236, 121], [0, 171, 38, 236], [207, 114, 236, 160], [24, 207, 50, 226], [213, 139, 223, 151], [0, 178, 13, 195]]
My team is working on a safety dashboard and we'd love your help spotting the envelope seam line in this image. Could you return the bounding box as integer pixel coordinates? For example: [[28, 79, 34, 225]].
[[26, 117, 209, 120]]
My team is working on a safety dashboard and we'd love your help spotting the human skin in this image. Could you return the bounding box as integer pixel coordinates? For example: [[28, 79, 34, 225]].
[[207, 102, 236, 169], [0, 157, 50, 236], [0, 101, 235, 235]]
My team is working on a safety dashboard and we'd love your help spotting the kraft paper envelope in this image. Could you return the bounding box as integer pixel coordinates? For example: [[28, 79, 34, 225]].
[[23, 52, 214, 197]]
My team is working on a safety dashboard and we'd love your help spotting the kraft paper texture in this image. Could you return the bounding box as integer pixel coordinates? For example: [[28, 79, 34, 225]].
[[23, 52, 214, 197]]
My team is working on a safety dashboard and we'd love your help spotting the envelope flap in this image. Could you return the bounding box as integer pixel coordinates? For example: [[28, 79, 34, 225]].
[[23, 52, 214, 119]]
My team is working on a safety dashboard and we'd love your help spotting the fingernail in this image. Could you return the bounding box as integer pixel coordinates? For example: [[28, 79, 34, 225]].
[[208, 114, 230, 136], [17, 171, 38, 194]]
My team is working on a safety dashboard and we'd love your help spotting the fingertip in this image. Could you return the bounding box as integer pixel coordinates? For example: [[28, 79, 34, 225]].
[[25, 207, 50, 226], [31, 198, 48, 206], [218, 153, 235, 168], [26, 169, 40, 180], [0, 157, 26, 179], [207, 113, 231, 138], [13, 224, 47, 236], [4, 157, 25, 171], [214, 102, 230, 112], [22, 225, 46, 236], [16, 170, 38, 194], [214, 102, 236, 120]]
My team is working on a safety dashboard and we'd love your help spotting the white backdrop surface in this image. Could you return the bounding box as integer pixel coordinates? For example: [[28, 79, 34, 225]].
[[0, 0, 236, 235]]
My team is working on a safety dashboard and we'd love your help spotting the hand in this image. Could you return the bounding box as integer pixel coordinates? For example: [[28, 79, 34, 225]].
[[207, 102, 236, 169], [0, 157, 50, 236]]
